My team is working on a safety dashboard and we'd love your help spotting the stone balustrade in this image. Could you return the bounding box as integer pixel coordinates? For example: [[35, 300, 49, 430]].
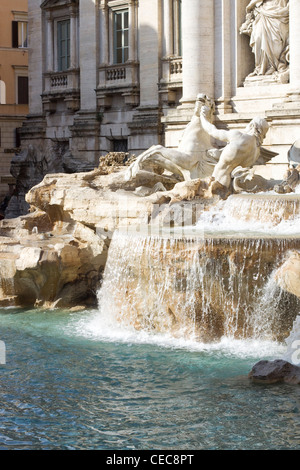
[[170, 58, 182, 76], [97, 62, 140, 107], [43, 69, 80, 93], [50, 74, 68, 88], [106, 66, 126, 81], [98, 62, 139, 88]]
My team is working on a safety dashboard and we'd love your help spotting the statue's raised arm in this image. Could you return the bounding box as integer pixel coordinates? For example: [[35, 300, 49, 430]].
[[246, 0, 263, 13]]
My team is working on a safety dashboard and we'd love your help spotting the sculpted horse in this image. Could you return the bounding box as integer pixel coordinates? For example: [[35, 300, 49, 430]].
[[125, 94, 221, 182]]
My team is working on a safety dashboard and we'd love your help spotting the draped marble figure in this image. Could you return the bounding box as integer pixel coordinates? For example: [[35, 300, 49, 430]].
[[241, 0, 289, 78]]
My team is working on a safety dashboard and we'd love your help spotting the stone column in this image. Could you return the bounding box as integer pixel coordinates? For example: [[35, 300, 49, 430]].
[[181, 0, 215, 105], [70, 12, 77, 69], [79, 0, 97, 110], [163, 0, 173, 57], [71, 0, 99, 165], [289, 0, 300, 92], [137, 0, 160, 107], [130, 0, 161, 152], [128, 0, 136, 61], [174, 0, 181, 56], [28, 0, 43, 114], [46, 12, 53, 71], [219, 0, 232, 113], [99, 1, 108, 65]]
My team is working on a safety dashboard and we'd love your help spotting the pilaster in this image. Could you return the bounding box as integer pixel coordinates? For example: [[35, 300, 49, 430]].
[[79, 0, 98, 111], [28, 0, 43, 115], [216, 0, 233, 114], [180, 0, 215, 107], [286, 0, 300, 102], [130, 0, 162, 151]]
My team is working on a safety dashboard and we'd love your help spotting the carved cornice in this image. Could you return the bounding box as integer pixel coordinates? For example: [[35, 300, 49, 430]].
[[41, 0, 79, 11]]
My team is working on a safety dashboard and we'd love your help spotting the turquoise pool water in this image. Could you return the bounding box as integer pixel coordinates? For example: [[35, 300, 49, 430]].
[[0, 308, 299, 450]]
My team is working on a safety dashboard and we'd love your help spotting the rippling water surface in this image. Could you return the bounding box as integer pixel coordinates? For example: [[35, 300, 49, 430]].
[[0, 308, 299, 450]]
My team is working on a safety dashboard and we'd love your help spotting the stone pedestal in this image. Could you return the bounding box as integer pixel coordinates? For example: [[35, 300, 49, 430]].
[[70, 111, 100, 165]]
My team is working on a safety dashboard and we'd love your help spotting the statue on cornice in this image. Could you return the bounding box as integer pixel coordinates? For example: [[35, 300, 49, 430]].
[[240, 0, 289, 83]]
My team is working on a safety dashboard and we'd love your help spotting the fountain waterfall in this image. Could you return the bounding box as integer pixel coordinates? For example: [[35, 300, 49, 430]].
[[98, 192, 300, 344], [196, 194, 300, 234]]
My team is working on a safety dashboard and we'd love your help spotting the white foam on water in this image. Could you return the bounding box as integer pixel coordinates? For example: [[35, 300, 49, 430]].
[[196, 194, 300, 236], [71, 308, 286, 360]]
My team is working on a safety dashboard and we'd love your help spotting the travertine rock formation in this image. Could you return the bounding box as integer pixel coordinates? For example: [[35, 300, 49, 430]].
[[0, 211, 108, 308], [0, 166, 156, 309]]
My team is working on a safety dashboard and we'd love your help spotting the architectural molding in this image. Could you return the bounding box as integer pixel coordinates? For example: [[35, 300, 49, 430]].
[[41, 0, 79, 10]]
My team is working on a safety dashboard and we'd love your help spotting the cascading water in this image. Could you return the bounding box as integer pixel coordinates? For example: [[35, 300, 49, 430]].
[[196, 193, 300, 235], [95, 192, 300, 347], [97, 237, 300, 343]]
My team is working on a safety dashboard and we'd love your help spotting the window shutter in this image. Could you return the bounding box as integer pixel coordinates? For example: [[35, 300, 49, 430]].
[[18, 76, 29, 104], [12, 21, 18, 48]]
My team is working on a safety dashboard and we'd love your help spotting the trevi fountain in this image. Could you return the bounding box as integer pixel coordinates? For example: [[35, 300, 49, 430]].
[[1, 1, 300, 451]]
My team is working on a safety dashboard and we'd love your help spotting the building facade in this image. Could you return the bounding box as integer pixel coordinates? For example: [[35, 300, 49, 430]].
[[0, 0, 28, 204], [13, 0, 300, 215]]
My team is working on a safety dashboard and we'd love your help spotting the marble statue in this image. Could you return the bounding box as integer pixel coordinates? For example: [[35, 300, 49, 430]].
[[288, 139, 300, 168], [231, 166, 274, 193], [200, 106, 270, 188], [124, 93, 274, 192], [240, 0, 289, 80], [125, 94, 221, 182]]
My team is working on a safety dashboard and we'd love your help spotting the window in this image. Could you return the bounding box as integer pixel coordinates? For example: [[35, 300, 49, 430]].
[[17, 76, 29, 104], [12, 21, 28, 48], [114, 10, 129, 64], [57, 20, 70, 71]]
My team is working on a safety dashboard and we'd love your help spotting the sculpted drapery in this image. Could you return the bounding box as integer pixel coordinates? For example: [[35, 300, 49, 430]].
[[241, 0, 289, 78]]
